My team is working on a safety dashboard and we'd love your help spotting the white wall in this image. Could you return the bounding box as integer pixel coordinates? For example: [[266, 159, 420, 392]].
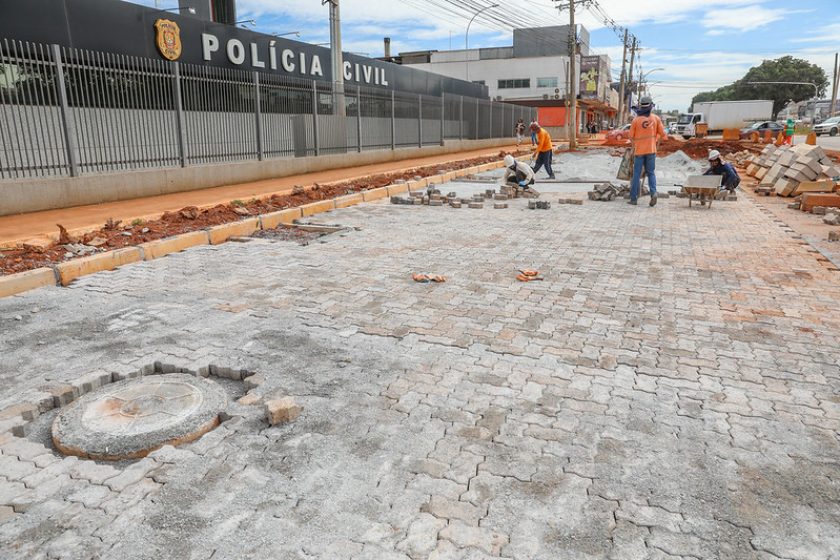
[[411, 55, 577, 102]]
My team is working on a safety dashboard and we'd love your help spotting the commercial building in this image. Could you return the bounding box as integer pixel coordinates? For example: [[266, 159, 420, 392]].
[[396, 26, 619, 136]]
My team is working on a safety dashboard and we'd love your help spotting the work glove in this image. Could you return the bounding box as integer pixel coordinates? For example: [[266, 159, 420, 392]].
[[518, 180, 528, 187]]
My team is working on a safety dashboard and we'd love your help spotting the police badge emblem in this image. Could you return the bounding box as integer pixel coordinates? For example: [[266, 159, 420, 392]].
[[154, 19, 182, 61]]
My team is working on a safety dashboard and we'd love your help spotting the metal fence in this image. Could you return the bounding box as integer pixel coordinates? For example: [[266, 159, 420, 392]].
[[0, 39, 537, 180]]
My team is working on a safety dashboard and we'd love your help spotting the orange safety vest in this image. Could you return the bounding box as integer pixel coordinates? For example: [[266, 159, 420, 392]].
[[630, 114, 665, 156], [535, 129, 553, 153]]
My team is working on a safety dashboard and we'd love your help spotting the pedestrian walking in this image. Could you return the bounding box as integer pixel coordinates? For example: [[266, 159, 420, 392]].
[[628, 96, 666, 206], [529, 119, 539, 145], [515, 119, 526, 146], [784, 118, 795, 145], [530, 123, 555, 180]]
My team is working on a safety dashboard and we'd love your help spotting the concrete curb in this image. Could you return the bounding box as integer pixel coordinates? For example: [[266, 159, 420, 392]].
[[334, 193, 365, 208], [0, 267, 57, 298], [0, 156, 511, 298], [260, 208, 302, 229], [207, 218, 260, 245], [138, 230, 210, 261], [300, 200, 337, 217], [55, 247, 144, 286]]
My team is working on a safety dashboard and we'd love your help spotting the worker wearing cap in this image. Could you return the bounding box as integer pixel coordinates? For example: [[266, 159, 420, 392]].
[[530, 123, 556, 180], [628, 96, 666, 206], [704, 150, 741, 192], [502, 154, 535, 189], [529, 120, 539, 145]]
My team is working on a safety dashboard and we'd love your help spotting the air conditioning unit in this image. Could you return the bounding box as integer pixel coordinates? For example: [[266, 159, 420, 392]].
[[554, 88, 560, 94], [543, 94, 549, 100], [554, 94, 560, 100], [495, 95, 503, 101]]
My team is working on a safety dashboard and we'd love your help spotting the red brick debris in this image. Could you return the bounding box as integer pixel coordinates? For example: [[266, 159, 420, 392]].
[[1, 150, 525, 276]]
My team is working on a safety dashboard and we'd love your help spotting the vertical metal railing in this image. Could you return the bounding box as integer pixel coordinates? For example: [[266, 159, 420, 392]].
[[0, 38, 531, 181]]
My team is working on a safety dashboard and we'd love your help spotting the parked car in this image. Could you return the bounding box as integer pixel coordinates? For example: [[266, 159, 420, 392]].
[[814, 116, 840, 136], [606, 124, 631, 142], [739, 121, 783, 140]]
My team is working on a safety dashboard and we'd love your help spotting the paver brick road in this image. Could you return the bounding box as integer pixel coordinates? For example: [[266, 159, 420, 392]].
[[1, 182, 839, 560]]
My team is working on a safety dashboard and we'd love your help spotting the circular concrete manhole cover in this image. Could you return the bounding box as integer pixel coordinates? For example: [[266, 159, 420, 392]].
[[52, 373, 227, 460]]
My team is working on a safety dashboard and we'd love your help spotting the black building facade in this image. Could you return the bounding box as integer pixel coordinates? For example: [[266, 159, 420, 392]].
[[0, 0, 489, 99]]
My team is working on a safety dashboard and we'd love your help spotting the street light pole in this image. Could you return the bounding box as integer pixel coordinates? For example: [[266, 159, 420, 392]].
[[465, 4, 498, 82], [324, 0, 345, 117]]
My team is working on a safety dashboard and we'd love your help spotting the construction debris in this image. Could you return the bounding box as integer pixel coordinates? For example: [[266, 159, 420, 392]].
[[586, 182, 646, 201]]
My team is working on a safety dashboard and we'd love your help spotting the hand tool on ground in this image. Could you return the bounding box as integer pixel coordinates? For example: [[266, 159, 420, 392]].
[[516, 268, 540, 277], [413, 273, 446, 283], [516, 273, 544, 282]]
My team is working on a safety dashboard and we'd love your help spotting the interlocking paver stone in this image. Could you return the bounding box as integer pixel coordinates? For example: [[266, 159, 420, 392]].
[[1, 178, 840, 558]]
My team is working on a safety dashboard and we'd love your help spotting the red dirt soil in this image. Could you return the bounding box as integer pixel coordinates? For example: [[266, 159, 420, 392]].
[[1, 150, 524, 276]]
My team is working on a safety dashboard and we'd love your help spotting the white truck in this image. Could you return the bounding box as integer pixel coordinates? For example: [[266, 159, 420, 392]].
[[675, 100, 773, 138]]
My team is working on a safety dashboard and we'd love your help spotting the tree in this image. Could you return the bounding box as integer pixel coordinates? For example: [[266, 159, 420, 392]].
[[690, 56, 828, 116]]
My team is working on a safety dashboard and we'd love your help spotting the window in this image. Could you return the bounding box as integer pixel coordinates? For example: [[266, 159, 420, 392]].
[[498, 78, 530, 89], [537, 77, 558, 88], [472, 80, 486, 86]]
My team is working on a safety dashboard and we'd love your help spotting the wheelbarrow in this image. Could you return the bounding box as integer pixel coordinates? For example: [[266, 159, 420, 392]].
[[682, 175, 722, 208]]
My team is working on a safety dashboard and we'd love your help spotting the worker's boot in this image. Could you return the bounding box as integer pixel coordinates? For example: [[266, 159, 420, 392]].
[[628, 199, 637, 205], [649, 193, 657, 207]]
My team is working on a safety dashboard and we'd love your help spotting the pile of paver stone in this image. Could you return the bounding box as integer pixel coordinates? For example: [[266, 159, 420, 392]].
[[587, 182, 651, 201], [743, 144, 840, 218], [390, 187, 517, 209], [745, 144, 840, 197]]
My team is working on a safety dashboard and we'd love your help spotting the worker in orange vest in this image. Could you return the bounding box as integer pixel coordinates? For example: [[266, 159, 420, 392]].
[[530, 123, 556, 179], [629, 96, 666, 206]]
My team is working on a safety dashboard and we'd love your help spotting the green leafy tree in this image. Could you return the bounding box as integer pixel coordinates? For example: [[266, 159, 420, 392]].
[[690, 56, 828, 116]]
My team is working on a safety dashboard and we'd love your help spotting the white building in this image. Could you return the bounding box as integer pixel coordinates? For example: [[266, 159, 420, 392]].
[[397, 26, 619, 135]]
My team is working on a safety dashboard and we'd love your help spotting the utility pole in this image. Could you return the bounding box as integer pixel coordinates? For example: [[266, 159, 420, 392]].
[[325, 0, 345, 117], [617, 30, 628, 125], [832, 53, 839, 118], [567, 0, 577, 150], [626, 38, 637, 120]]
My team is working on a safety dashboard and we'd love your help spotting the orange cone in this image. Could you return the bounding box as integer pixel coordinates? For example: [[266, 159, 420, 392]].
[[775, 131, 785, 146], [806, 132, 817, 145]]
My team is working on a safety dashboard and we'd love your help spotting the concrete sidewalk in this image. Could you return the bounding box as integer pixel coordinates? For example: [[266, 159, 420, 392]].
[[0, 145, 518, 248]]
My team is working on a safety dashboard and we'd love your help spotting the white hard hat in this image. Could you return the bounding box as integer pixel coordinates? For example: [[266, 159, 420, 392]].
[[504, 154, 515, 167], [708, 150, 721, 160]]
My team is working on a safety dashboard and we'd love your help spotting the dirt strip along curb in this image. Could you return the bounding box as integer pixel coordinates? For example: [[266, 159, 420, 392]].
[[0, 160, 507, 298]]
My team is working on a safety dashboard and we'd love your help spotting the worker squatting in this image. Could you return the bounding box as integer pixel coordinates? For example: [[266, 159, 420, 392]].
[[201, 34, 389, 86]]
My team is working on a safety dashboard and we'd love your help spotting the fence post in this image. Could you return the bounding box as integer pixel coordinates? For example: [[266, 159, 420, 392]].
[[170, 61, 187, 167], [459, 96, 464, 141], [253, 72, 263, 161], [356, 85, 362, 153], [312, 80, 320, 156], [390, 90, 396, 151], [418, 94, 423, 148], [489, 100, 493, 138], [51, 44, 80, 177], [440, 93, 445, 146], [475, 100, 479, 140]]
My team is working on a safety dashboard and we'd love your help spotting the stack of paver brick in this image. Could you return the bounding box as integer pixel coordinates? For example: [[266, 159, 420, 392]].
[[745, 144, 840, 197]]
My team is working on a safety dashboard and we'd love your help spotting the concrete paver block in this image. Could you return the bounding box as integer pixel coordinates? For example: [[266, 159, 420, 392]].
[[265, 397, 302, 426]]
